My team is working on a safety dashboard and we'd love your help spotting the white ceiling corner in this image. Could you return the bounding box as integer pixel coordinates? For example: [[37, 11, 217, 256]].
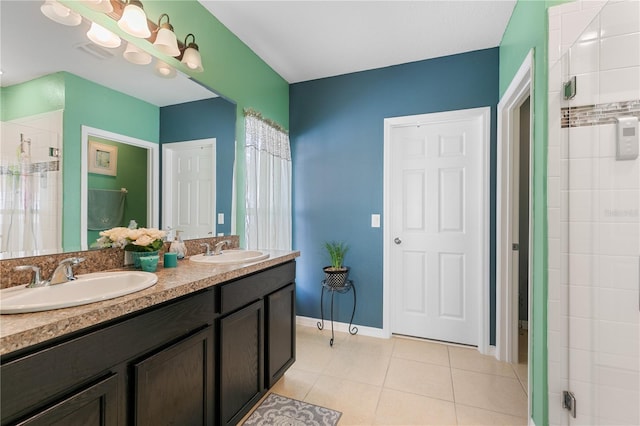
[[198, 1, 516, 84]]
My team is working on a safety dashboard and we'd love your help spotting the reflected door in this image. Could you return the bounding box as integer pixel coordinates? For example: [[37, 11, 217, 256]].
[[163, 139, 216, 239]]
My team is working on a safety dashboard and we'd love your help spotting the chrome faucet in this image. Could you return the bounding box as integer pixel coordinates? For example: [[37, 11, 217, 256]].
[[14, 265, 46, 288], [200, 243, 213, 256], [49, 257, 85, 285], [213, 240, 231, 255]]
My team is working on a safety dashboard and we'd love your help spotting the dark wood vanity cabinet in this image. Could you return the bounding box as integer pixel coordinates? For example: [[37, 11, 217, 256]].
[[218, 300, 264, 426], [134, 326, 215, 426], [14, 373, 119, 426], [1, 289, 217, 426], [217, 261, 296, 426], [1, 260, 296, 426], [265, 283, 296, 388]]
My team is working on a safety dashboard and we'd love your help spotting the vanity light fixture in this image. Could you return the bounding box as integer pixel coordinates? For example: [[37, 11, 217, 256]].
[[153, 14, 180, 57], [87, 22, 121, 48], [80, 0, 114, 13], [181, 34, 203, 72], [123, 42, 152, 65], [154, 60, 176, 78], [40, 0, 82, 26], [117, 0, 151, 39]]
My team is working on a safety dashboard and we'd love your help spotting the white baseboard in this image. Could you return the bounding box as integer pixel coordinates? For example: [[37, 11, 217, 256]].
[[296, 315, 388, 339], [296, 317, 495, 357]]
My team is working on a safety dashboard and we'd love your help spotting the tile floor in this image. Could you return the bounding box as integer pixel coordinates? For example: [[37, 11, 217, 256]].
[[245, 325, 529, 425]]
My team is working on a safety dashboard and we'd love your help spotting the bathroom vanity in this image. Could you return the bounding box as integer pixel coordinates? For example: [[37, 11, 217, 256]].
[[0, 250, 299, 426]]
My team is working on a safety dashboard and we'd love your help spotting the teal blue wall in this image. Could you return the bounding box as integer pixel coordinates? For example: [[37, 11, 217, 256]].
[[160, 97, 236, 235], [291, 48, 499, 332]]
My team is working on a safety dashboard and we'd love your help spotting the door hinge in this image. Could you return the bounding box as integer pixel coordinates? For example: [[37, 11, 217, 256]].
[[512, 243, 520, 251], [562, 390, 577, 418]]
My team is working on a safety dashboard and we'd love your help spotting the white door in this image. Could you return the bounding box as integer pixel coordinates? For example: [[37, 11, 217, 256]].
[[162, 139, 216, 239], [388, 109, 488, 346]]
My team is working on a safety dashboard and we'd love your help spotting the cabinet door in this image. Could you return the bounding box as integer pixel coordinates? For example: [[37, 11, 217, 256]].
[[16, 374, 118, 426], [219, 300, 264, 426], [265, 283, 296, 387], [134, 326, 215, 426]]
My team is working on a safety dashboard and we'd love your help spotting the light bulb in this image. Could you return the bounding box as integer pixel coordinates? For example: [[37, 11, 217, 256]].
[[87, 22, 121, 48], [123, 42, 152, 65], [117, 1, 151, 39], [40, 0, 82, 26]]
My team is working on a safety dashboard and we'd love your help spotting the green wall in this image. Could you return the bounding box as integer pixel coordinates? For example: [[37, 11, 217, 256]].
[[87, 137, 148, 245], [0, 73, 64, 121], [63, 0, 290, 245], [499, 1, 570, 424], [63, 72, 158, 251]]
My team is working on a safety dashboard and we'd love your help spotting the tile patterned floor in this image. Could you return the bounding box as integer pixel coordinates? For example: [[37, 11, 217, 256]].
[[243, 325, 529, 425]]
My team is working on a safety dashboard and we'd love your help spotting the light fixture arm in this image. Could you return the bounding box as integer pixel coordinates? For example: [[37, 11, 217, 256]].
[[157, 13, 173, 32], [184, 33, 198, 50]]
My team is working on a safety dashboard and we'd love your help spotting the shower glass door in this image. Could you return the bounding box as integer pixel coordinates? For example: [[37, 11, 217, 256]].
[[563, 1, 639, 424]]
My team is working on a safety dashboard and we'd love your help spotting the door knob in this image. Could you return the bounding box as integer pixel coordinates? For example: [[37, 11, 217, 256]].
[[394, 237, 402, 245]]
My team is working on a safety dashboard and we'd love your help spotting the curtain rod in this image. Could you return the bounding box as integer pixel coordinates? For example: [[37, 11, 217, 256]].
[[243, 108, 289, 134]]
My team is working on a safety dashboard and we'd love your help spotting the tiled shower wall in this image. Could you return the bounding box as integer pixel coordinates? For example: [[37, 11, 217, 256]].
[[0, 111, 63, 257], [548, 1, 640, 425]]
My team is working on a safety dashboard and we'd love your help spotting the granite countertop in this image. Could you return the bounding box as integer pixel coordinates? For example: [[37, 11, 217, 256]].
[[0, 250, 300, 356]]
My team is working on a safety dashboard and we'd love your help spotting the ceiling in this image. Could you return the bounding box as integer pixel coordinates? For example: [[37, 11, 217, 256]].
[[1, 1, 516, 105], [199, 1, 517, 84]]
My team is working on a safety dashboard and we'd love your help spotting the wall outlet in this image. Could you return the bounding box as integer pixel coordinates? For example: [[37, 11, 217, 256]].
[[371, 214, 381, 228], [217, 213, 224, 224]]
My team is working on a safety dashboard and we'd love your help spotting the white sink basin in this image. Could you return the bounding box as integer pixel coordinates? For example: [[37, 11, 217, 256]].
[[190, 250, 269, 265], [0, 271, 158, 314]]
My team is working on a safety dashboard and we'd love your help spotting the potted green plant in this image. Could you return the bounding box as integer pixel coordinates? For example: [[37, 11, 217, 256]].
[[323, 241, 350, 288]]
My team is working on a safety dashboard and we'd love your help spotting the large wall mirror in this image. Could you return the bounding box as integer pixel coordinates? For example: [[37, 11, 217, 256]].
[[0, 1, 236, 259]]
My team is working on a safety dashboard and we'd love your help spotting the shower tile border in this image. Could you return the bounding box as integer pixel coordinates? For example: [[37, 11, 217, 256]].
[[561, 99, 640, 128]]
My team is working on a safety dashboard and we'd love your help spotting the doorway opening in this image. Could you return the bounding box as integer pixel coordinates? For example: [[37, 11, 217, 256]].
[[516, 96, 531, 367], [496, 50, 533, 409]]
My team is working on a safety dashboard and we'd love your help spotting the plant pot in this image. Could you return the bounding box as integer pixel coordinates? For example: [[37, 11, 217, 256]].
[[323, 266, 350, 288]]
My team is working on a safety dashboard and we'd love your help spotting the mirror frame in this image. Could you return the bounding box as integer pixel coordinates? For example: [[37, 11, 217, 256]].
[[80, 125, 160, 250]]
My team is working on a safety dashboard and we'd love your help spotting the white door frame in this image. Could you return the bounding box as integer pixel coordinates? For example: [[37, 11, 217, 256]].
[[80, 126, 159, 250], [382, 107, 491, 355], [496, 49, 533, 368], [162, 138, 216, 235]]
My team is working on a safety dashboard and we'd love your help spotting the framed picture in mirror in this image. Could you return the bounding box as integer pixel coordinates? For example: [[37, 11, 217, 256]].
[[88, 140, 118, 176]]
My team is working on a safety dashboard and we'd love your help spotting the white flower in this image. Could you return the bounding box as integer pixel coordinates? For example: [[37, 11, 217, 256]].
[[94, 226, 167, 249], [132, 234, 155, 247]]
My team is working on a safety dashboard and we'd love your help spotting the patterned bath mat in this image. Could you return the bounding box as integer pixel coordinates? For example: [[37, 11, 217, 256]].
[[242, 393, 342, 426]]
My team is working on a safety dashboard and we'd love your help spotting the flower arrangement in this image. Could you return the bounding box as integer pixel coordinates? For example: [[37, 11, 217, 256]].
[[93, 227, 166, 252]]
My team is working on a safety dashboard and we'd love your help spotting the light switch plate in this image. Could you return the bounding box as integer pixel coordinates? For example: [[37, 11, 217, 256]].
[[371, 214, 380, 228], [217, 213, 224, 224]]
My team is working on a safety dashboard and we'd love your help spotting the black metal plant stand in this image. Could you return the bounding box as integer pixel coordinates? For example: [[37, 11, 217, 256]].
[[317, 279, 358, 346]]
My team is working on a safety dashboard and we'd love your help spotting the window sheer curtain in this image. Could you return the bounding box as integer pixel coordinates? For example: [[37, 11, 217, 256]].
[[244, 110, 292, 250]]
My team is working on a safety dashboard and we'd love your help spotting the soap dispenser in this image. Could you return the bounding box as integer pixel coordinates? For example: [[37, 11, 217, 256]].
[[170, 230, 187, 259]]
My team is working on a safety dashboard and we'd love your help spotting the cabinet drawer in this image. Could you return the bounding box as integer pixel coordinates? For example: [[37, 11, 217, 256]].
[[1, 289, 216, 424], [219, 261, 295, 314]]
